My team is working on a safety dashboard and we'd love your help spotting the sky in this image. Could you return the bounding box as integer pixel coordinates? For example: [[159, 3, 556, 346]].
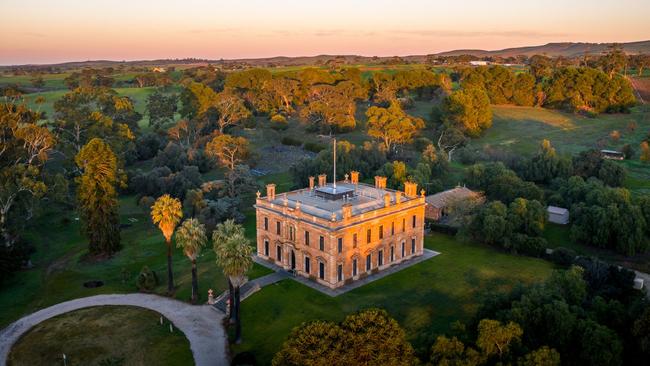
[[1, 0, 649, 65]]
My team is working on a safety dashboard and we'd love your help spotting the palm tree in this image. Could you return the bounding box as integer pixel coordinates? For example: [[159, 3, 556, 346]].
[[212, 220, 245, 320], [175, 218, 207, 304], [213, 220, 253, 343], [151, 194, 183, 294]]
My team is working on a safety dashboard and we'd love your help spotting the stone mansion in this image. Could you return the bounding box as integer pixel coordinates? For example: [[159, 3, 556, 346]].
[[255, 171, 426, 289]]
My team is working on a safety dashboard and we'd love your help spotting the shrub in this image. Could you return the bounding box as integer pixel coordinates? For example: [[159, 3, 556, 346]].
[[270, 114, 288, 130], [135, 266, 158, 292], [281, 136, 302, 146], [138, 196, 155, 212], [304, 142, 326, 153], [242, 117, 257, 129], [548, 247, 576, 267], [414, 137, 434, 152]]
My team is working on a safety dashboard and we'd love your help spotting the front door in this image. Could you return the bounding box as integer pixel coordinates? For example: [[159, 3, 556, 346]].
[[290, 250, 296, 270]]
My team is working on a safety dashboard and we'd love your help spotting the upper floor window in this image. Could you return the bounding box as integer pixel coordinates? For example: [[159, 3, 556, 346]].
[[289, 226, 295, 241], [402, 218, 405, 232], [319, 236, 325, 251], [353, 233, 358, 248], [412, 215, 417, 228], [276, 221, 281, 235], [264, 217, 269, 231], [366, 229, 372, 244], [391, 222, 395, 236], [305, 231, 310, 246], [337, 238, 343, 253], [379, 225, 383, 240]]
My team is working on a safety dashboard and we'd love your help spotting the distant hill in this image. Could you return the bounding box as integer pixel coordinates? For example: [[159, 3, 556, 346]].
[[2, 40, 649, 69], [434, 40, 650, 58]]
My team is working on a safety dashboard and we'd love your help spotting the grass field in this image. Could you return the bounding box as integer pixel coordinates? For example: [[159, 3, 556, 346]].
[[232, 233, 555, 364], [468, 104, 650, 194], [0, 195, 272, 329], [7, 306, 193, 366]]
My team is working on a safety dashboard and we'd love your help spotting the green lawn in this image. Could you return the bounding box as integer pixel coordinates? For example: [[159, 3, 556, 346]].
[[7, 306, 193, 366], [0, 195, 272, 329], [233, 233, 555, 364]]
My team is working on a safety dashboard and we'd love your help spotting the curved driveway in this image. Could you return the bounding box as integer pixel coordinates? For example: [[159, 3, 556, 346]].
[[0, 293, 228, 366]]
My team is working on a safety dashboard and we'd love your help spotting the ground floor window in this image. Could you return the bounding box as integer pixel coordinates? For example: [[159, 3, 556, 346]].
[[264, 240, 269, 256], [378, 249, 383, 266], [353, 258, 357, 276], [366, 254, 372, 271], [319, 261, 325, 280], [305, 256, 310, 274], [337, 264, 343, 282], [276, 246, 282, 262], [401, 241, 405, 257], [390, 246, 394, 262], [411, 238, 416, 254]]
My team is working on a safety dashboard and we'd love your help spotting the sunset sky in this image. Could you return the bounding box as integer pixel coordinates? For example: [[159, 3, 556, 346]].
[[1, 0, 648, 65]]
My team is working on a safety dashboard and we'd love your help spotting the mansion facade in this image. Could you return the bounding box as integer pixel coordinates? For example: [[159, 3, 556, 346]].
[[255, 171, 426, 289]]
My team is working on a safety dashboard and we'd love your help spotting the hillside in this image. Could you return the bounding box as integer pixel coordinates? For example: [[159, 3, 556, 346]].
[[435, 40, 650, 58]]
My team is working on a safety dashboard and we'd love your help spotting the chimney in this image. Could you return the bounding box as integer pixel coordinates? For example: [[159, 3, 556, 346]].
[[404, 182, 417, 198], [342, 203, 352, 219], [374, 176, 387, 189], [384, 193, 391, 207], [266, 184, 276, 201], [309, 176, 315, 190], [395, 191, 402, 204], [350, 171, 359, 185], [318, 174, 327, 187]]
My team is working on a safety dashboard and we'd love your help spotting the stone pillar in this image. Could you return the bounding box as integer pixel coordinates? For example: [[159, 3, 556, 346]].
[[266, 184, 276, 201], [395, 191, 402, 204], [384, 193, 391, 207], [342, 203, 353, 219], [318, 174, 327, 187], [309, 176, 315, 190], [404, 182, 418, 198], [374, 176, 387, 189], [350, 171, 359, 185]]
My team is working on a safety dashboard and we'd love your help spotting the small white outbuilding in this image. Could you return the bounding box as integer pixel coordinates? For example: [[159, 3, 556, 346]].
[[547, 206, 569, 225]]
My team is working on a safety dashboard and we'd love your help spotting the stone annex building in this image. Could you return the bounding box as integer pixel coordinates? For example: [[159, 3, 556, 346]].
[[255, 171, 426, 289]]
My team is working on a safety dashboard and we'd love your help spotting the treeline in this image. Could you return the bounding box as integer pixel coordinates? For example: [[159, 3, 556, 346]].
[[458, 65, 636, 113]]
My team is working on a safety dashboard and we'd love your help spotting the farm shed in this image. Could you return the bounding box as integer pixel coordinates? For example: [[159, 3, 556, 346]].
[[547, 206, 569, 225], [425, 186, 483, 221], [600, 149, 624, 160]]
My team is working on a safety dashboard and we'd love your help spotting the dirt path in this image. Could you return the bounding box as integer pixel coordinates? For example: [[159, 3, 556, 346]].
[[0, 293, 228, 366]]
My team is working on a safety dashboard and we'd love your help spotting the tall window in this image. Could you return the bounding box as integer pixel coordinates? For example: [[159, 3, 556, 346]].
[[401, 241, 405, 257], [289, 226, 295, 241], [391, 222, 395, 236], [366, 254, 372, 271], [264, 240, 269, 256], [378, 249, 384, 266], [390, 246, 394, 262], [264, 217, 269, 231], [319, 262, 325, 280], [337, 264, 343, 282], [276, 245, 282, 262], [402, 218, 405, 232], [304, 231, 310, 246], [411, 238, 416, 254], [276, 221, 281, 235], [353, 258, 358, 276], [353, 233, 358, 248], [337, 238, 343, 253], [319, 236, 325, 251], [379, 225, 383, 240], [305, 256, 311, 274], [412, 215, 416, 228], [366, 229, 371, 244]]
